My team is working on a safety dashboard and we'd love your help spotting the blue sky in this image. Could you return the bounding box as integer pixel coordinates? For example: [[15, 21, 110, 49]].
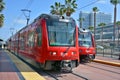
[[0, 0, 120, 41]]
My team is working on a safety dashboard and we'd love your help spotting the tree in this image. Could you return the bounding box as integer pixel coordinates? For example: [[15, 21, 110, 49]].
[[98, 23, 106, 46], [92, 7, 99, 41], [110, 0, 120, 47], [50, 2, 61, 15], [88, 26, 94, 32], [50, 0, 77, 17], [59, 5, 66, 16], [64, 0, 77, 16], [0, 0, 5, 12], [0, 0, 5, 27], [0, 14, 4, 27], [116, 21, 120, 45], [78, 18, 84, 28]]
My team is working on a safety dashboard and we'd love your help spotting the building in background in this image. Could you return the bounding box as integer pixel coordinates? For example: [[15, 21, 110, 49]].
[[79, 11, 112, 29], [96, 23, 120, 47]]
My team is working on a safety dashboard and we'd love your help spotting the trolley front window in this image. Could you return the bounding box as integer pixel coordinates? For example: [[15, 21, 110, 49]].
[[78, 32, 92, 47], [47, 20, 76, 46]]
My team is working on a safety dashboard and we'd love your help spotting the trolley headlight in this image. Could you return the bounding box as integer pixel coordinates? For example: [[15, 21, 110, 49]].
[[71, 52, 76, 55], [50, 52, 57, 55]]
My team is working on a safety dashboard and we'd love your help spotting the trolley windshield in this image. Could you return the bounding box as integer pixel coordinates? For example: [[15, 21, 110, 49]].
[[46, 19, 76, 46], [78, 31, 92, 47]]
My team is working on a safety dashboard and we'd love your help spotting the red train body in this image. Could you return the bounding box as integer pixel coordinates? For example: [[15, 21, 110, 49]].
[[78, 28, 96, 62], [7, 14, 79, 71]]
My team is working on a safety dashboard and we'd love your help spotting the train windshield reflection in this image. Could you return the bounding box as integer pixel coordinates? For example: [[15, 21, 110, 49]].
[[78, 32, 92, 47], [47, 21, 75, 46]]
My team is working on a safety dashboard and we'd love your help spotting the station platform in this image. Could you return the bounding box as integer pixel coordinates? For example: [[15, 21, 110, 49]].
[[93, 55, 120, 67], [0, 50, 120, 80], [0, 50, 45, 80]]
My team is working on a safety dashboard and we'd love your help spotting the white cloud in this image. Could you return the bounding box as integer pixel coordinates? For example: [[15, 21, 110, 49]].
[[97, 0, 106, 4], [14, 19, 26, 25]]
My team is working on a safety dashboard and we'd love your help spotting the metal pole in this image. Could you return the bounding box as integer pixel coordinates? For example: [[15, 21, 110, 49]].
[[111, 48, 113, 58], [26, 18, 29, 26], [118, 50, 120, 60], [10, 28, 14, 51], [10, 28, 14, 36], [103, 49, 104, 57]]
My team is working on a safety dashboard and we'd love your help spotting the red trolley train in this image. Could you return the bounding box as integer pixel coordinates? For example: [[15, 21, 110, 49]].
[[78, 28, 96, 62], [7, 14, 79, 71]]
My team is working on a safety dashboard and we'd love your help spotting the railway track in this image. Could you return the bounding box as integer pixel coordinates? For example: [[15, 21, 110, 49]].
[[71, 72, 88, 80], [10, 51, 120, 80], [84, 62, 120, 74], [10, 51, 88, 80], [40, 62, 120, 80], [14, 54, 86, 80], [38, 70, 89, 80]]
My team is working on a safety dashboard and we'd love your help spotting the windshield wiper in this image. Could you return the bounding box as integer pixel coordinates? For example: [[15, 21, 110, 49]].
[[62, 47, 70, 56]]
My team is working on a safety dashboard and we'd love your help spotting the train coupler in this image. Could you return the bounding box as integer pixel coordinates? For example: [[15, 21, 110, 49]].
[[60, 60, 72, 72]]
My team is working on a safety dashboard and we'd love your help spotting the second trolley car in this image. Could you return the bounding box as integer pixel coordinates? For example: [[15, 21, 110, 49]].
[[78, 28, 96, 62]]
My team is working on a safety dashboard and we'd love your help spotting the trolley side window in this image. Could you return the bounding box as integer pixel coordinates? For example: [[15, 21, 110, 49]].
[[28, 32, 34, 47], [36, 26, 42, 46], [19, 34, 25, 50]]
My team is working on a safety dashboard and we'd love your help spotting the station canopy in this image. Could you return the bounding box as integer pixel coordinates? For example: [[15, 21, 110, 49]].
[[0, 39, 3, 41]]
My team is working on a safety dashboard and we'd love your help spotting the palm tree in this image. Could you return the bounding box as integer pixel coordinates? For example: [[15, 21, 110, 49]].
[[88, 26, 94, 32], [50, 0, 77, 17], [116, 21, 120, 45], [98, 23, 106, 46], [92, 7, 99, 41], [0, 0, 5, 12], [59, 5, 66, 16], [78, 18, 84, 28], [0, 14, 4, 27], [0, 0, 5, 27], [50, 2, 61, 15], [64, 0, 77, 17], [110, 0, 120, 47]]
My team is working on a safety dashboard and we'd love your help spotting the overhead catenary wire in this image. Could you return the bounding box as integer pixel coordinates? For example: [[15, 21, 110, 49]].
[[8, 0, 34, 40], [10, 0, 34, 32], [13, 0, 100, 26], [76, 0, 101, 11], [25, 0, 34, 9], [11, 0, 100, 31]]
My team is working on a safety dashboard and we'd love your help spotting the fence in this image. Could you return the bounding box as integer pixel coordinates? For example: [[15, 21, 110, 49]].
[[97, 47, 120, 60]]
